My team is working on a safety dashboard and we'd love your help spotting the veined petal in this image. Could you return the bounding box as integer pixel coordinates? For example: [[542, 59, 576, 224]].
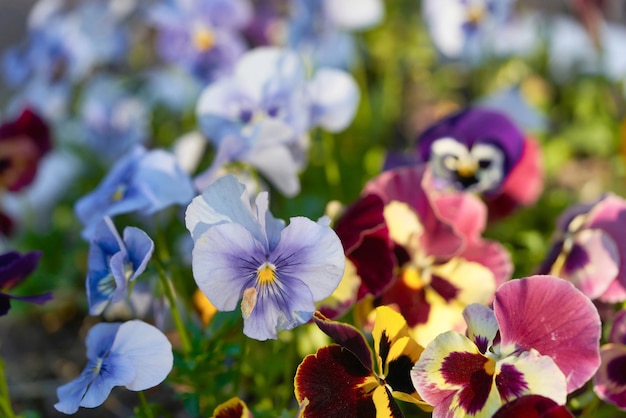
[[243, 273, 315, 340], [80, 354, 135, 407], [463, 304, 499, 354], [110, 320, 173, 391], [270, 216, 344, 301], [495, 275, 601, 393], [192, 222, 266, 311], [313, 311, 373, 370], [496, 350, 567, 407], [295, 345, 377, 418], [316, 257, 361, 320], [593, 344, 626, 408]]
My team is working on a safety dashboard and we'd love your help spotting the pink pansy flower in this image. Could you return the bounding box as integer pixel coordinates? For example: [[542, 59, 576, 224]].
[[594, 309, 626, 409], [538, 193, 626, 302], [411, 275, 601, 418], [332, 165, 511, 346]]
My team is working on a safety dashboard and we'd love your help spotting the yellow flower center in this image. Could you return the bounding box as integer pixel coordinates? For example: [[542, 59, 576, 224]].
[[402, 266, 424, 290], [467, 5, 486, 25], [484, 357, 496, 375], [111, 184, 126, 201], [257, 262, 277, 285], [193, 27, 216, 51]]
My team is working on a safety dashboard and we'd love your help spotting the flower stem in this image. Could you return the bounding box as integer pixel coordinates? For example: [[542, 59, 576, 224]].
[[0, 359, 15, 418], [155, 259, 193, 354], [137, 391, 155, 418]]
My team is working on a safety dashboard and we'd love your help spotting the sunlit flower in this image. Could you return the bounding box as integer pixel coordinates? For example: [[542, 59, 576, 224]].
[[333, 165, 511, 345], [411, 276, 601, 418], [295, 307, 428, 417], [74, 145, 195, 239], [538, 193, 626, 302], [0, 250, 52, 316], [409, 107, 543, 219], [54, 320, 173, 414], [195, 46, 359, 196], [147, 0, 252, 83], [86, 217, 154, 315], [185, 174, 344, 340], [0, 107, 51, 192], [594, 309, 626, 409]]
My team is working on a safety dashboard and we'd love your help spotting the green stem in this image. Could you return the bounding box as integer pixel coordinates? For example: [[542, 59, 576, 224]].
[[0, 359, 15, 418], [155, 259, 193, 354], [137, 391, 155, 418], [321, 130, 342, 197]]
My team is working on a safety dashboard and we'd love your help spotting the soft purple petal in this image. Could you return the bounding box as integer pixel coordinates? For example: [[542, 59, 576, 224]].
[[495, 275, 601, 392], [593, 344, 626, 408], [85, 322, 122, 360], [80, 355, 135, 408], [54, 370, 95, 414], [308, 68, 359, 132], [192, 221, 266, 311], [246, 143, 301, 197], [111, 320, 173, 390], [0, 251, 41, 289], [609, 310, 626, 345], [269, 216, 344, 301], [463, 304, 499, 354], [122, 226, 154, 281]]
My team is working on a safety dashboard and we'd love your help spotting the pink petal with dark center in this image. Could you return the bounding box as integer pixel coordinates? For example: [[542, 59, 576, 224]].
[[495, 275, 601, 392], [593, 344, 626, 409]]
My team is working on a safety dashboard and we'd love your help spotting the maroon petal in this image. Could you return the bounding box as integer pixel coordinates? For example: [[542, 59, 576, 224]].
[[492, 395, 574, 418], [495, 276, 601, 392], [294, 345, 377, 418], [313, 311, 373, 370]]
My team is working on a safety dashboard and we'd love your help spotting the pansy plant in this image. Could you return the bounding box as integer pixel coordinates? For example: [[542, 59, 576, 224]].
[[295, 306, 429, 417], [86, 217, 154, 316], [185, 174, 344, 340], [411, 275, 601, 418]]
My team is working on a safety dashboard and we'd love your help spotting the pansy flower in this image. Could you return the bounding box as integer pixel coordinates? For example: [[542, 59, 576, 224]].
[[332, 165, 511, 345], [86, 217, 154, 316], [538, 193, 626, 302], [74, 145, 195, 239], [195, 46, 359, 196], [185, 174, 344, 340], [79, 76, 149, 160], [594, 309, 626, 409], [411, 275, 601, 418], [146, 0, 251, 83], [295, 307, 428, 417], [54, 320, 173, 414], [211, 397, 254, 418], [0, 250, 52, 316], [0, 107, 51, 192], [492, 395, 575, 418]]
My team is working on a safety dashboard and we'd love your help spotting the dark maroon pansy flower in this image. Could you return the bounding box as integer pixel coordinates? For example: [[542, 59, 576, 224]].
[[0, 250, 52, 316], [0, 108, 52, 192], [493, 395, 575, 418]]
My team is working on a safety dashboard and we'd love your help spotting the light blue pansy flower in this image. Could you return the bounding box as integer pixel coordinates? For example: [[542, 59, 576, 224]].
[[185, 174, 345, 340]]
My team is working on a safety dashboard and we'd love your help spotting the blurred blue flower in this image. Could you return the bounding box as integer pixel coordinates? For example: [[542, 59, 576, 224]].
[[54, 320, 173, 414], [86, 217, 154, 316], [75, 146, 195, 239], [185, 174, 345, 340], [79, 76, 150, 160], [287, 0, 384, 69], [146, 0, 252, 83], [195, 47, 359, 195], [0, 251, 52, 316]]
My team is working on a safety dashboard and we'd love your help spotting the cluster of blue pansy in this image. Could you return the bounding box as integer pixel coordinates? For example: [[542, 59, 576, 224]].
[[4, 0, 626, 417]]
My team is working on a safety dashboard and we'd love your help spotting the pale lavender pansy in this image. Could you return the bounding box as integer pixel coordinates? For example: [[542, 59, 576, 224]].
[[538, 193, 626, 302], [411, 276, 601, 418], [594, 309, 626, 409], [146, 0, 251, 83], [195, 47, 359, 196], [74, 146, 195, 239], [54, 320, 173, 414], [86, 217, 154, 316], [185, 174, 345, 340]]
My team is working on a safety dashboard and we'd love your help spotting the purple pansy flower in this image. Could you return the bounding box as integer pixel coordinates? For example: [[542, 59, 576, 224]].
[[0, 250, 52, 316], [74, 145, 195, 239], [86, 217, 154, 316], [594, 309, 626, 409], [185, 174, 345, 340], [79, 76, 149, 160], [54, 320, 173, 414], [195, 46, 359, 195], [538, 193, 626, 302], [146, 0, 252, 83], [411, 275, 601, 417]]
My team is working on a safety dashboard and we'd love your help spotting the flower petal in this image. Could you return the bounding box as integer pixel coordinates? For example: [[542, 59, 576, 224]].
[[295, 345, 377, 418], [492, 394, 574, 418], [463, 304, 499, 354], [122, 226, 154, 281], [495, 275, 601, 392], [211, 397, 254, 418], [593, 344, 626, 409], [307, 68, 359, 132]]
